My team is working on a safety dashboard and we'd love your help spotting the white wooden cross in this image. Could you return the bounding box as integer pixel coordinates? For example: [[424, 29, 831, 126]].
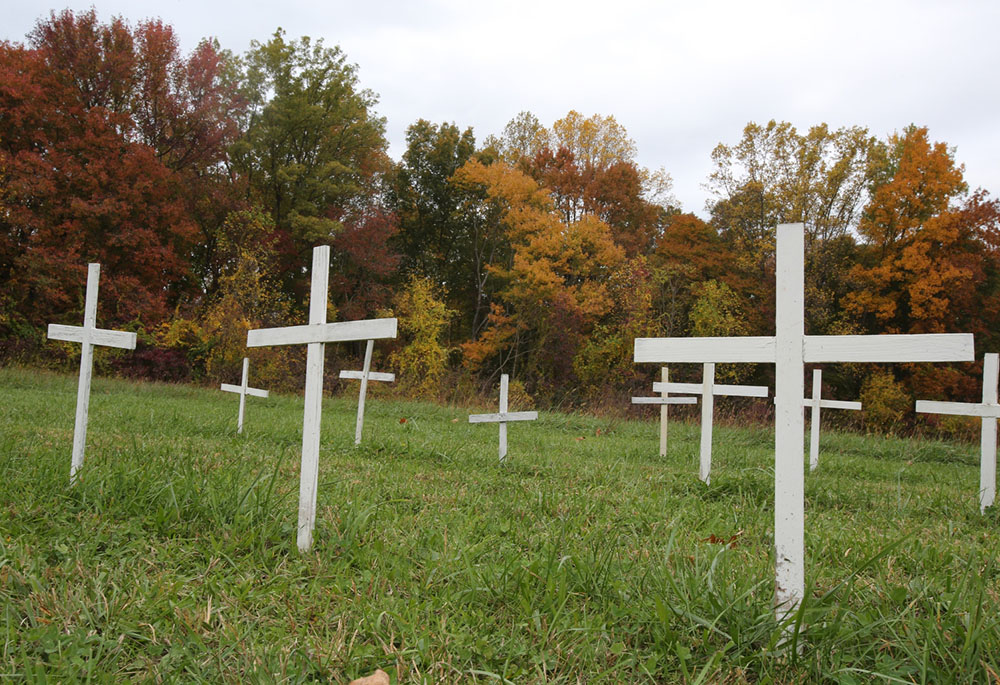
[[246, 245, 397, 552], [651, 363, 769, 484], [220, 357, 269, 434], [469, 374, 538, 461], [802, 369, 861, 472], [47, 263, 137, 484], [915, 353, 997, 513], [339, 339, 395, 446], [634, 223, 974, 617], [631, 368, 697, 457]]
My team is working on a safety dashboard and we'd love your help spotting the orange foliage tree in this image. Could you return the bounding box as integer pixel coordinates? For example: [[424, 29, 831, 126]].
[[454, 159, 625, 395]]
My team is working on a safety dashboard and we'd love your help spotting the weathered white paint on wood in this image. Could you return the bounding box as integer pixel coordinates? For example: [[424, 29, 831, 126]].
[[916, 353, 998, 512], [635, 336, 776, 363], [797, 369, 863, 471], [220, 358, 269, 433], [803, 334, 973, 363], [468, 374, 538, 461], [659, 368, 669, 457], [339, 370, 396, 382], [220, 383, 270, 399], [246, 246, 398, 552], [46, 263, 137, 484], [652, 381, 769, 398], [699, 364, 715, 483], [339, 339, 396, 446], [633, 223, 975, 621], [630, 397, 697, 405], [247, 318, 397, 348]]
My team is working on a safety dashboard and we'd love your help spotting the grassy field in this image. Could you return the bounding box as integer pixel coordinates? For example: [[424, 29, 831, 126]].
[[0, 366, 998, 683]]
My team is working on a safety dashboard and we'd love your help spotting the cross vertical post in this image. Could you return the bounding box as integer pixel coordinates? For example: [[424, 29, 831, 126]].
[[982, 354, 998, 511], [699, 363, 715, 484], [238, 357, 249, 433], [355, 339, 374, 446], [659, 367, 669, 457], [71, 263, 100, 481], [773, 224, 806, 616], [498, 374, 509, 461], [298, 245, 330, 552], [809, 369, 822, 471]]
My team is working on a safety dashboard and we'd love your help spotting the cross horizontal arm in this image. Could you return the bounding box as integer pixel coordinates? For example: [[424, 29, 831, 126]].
[[915, 400, 1000, 418], [469, 411, 539, 424], [340, 370, 396, 382], [802, 334, 974, 363], [634, 337, 776, 363], [220, 383, 269, 398], [812, 399, 861, 411], [47, 324, 137, 350], [247, 318, 397, 348], [631, 396, 698, 405], [652, 381, 769, 398]]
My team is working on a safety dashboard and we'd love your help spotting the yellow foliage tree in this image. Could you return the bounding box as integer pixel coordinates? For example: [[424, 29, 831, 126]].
[[390, 276, 453, 398], [198, 209, 296, 388]]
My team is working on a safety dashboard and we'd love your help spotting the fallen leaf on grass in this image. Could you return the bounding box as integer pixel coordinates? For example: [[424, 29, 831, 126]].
[[574, 436, 585, 441], [700, 530, 744, 548], [399, 418, 407, 424], [451, 418, 459, 423]]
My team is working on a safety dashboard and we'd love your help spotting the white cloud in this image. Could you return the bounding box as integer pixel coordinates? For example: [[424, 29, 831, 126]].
[[5, 0, 999, 215]]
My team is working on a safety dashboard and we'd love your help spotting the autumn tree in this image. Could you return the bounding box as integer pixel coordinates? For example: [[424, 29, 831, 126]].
[[455, 159, 625, 394], [230, 29, 389, 304], [841, 126, 1000, 402], [0, 10, 240, 333], [707, 120, 874, 334]]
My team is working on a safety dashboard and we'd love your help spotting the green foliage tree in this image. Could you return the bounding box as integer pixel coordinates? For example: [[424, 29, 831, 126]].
[[231, 29, 389, 303], [390, 119, 479, 328]]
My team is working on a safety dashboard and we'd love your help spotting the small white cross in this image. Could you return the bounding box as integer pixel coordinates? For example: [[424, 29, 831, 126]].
[[652, 363, 769, 484], [47, 263, 137, 483], [916, 353, 998, 512], [220, 358, 269, 433], [246, 246, 397, 552], [635, 223, 974, 618], [801, 369, 861, 471], [339, 339, 395, 446], [469, 374, 538, 461], [632, 367, 697, 457]]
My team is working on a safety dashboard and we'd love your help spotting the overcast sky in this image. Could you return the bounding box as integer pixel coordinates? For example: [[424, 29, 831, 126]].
[[6, 0, 999, 216]]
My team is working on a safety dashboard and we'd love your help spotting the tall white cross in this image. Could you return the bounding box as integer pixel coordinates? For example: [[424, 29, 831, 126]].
[[339, 339, 395, 446], [47, 263, 137, 484], [246, 246, 397, 552], [652, 363, 769, 484], [469, 374, 538, 461], [915, 352, 997, 513], [634, 223, 974, 617], [802, 369, 861, 471], [631, 368, 697, 457], [220, 357, 269, 434]]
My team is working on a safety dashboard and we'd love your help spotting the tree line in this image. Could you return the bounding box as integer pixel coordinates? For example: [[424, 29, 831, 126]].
[[2, 10, 999, 432]]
